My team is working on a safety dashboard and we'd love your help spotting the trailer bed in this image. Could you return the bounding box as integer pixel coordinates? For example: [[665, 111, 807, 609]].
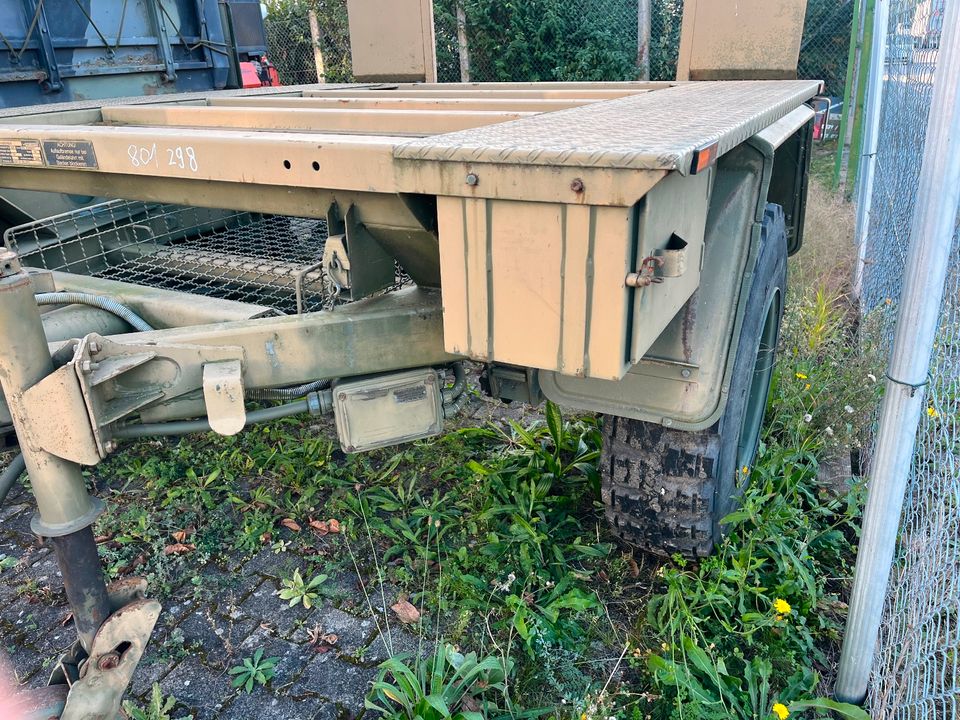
[[0, 81, 819, 381], [0, 81, 819, 208]]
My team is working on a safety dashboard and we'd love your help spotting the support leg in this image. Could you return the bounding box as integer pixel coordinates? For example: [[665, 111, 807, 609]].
[[0, 251, 109, 652]]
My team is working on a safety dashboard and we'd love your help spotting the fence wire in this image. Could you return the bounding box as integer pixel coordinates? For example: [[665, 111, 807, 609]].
[[264, 2, 353, 85], [856, 0, 958, 717], [264, 0, 850, 89]]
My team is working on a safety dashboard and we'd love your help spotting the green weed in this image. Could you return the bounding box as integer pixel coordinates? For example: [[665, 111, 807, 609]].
[[122, 683, 193, 720], [366, 643, 516, 719], [277, 569, 329, 608], [228, 648, 279, 693]]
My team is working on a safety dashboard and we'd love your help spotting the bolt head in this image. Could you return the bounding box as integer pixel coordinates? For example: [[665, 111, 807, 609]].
[[663, 418, 673, 427], [104, 440, 118, 453], [570, 178, 585, 193], [465, 172, 479, 186], [89, 342, 101, 355], [680, 368, 691, 379], [0, 251, 21, 278]]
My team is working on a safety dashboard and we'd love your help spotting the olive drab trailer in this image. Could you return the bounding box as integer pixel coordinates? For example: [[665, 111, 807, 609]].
[[0, 1, 819, 716], [0, 78, 816, 716]]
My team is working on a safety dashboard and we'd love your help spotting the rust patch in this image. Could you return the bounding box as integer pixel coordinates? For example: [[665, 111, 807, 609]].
[[681, 299, 697, 362]]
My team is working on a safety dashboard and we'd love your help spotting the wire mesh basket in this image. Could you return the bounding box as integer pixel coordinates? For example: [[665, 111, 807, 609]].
[[4, 199, 356, 315]]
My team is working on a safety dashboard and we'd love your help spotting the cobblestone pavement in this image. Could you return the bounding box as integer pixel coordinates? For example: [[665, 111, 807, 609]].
[[0, 481, 422, 719], [0, 397, 541, 719]]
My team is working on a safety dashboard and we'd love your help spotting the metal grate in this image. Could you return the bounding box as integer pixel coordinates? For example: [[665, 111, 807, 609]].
[[4, 199, 350, 315]]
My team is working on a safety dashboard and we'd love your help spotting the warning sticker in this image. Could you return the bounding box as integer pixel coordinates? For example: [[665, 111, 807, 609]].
[[42, 140, 98, 169], [0, 139, 44, 167]]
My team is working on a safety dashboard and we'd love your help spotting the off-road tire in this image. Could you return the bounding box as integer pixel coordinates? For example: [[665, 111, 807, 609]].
[[601, 205, 788, 557]]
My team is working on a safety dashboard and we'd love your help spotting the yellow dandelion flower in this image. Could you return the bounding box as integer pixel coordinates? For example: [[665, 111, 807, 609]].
[[795, 372, 808, 380], [581, 714, 588, 720], [772, 703, 790, 720], [741, 466, 750, 475], [773, 598, 792, 615], [928, 407, 939, 418], [804, 383, 811, 391]]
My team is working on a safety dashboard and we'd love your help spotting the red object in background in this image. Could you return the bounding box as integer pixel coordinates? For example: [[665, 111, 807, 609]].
[[238, 58, 281, 88], [239, 61, 263, 88], [264, 59, 280, 86], [810, 96, 832, 141]]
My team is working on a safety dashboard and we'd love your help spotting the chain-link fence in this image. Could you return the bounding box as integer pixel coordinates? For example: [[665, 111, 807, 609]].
[[264, 0, 850, 88], [850, 0, 957, 717], [799, 0, 856, 96], [436, 0, 851, 86], [264, 1, 353, 84]]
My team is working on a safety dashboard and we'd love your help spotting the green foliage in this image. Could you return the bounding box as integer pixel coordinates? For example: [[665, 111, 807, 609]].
[[229, 648, 280, 693], [122, 683, 193, 720], [767, 285, 884, 454], [278, 568, 329, 608], [640, 449, 868, 718], [797, 0, 855, 95], [262, 0, 850, 92], [345, 403, 611, 713], [638, 281, 879, 719], [434, 0, 637, 82], [262, 0, 354, 83], [92, 268, 873, 717], [366, 643, 513, 719], [505, 577, 601, 659]]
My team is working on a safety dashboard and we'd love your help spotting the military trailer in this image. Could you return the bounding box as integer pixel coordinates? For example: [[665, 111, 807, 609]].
[[0, 78, 817, 717]]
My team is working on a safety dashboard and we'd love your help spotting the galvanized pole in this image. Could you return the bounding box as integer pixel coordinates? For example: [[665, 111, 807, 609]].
[[835, 0, 960, 704], [852, 0, 889, 298], [637, 0, 651, 81], [456, 1, 471, 83]]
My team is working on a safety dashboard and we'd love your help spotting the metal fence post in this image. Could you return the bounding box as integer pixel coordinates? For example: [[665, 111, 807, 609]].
[[834, 0, 960, 704], [833, 0, 862, 190], [637, 0, 651, 80], [851, 0, 889, 298], [308, 10, 327, 83]]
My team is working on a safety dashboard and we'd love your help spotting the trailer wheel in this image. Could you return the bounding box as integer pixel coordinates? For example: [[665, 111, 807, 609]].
[[600, 205, 787, 557]]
